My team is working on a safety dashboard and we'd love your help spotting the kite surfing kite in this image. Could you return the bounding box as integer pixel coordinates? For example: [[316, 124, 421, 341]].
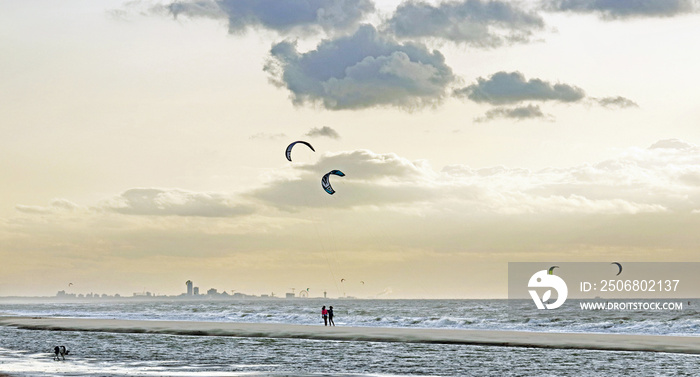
[[611, 262, 622, 276], [548, 266, 559, 275], [322, 170, 345, 195], [285, 141, 315, 161]]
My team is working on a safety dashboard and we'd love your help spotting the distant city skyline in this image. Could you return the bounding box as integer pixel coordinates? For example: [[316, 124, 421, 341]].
[[43, 279, 323, 299]]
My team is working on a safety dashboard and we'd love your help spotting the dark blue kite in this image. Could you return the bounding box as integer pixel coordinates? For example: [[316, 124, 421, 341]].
[[285, 141, 315, 161], [321, 170, 345, 195]]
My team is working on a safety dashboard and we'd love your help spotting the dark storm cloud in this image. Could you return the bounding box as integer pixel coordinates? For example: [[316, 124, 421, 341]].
[[544, 0, 697, 19], [265, 24, 456, 110], [164, 0, 375, 34], [454, 71, 586, 105], [384, 0, 544, 47]]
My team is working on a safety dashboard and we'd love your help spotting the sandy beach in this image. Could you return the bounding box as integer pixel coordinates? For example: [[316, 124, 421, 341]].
[[2, 315, 699, 355]]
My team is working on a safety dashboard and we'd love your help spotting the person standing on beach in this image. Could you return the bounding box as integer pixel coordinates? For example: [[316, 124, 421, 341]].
[[328, 306, 335, 326], [321, 305, 328, 326]]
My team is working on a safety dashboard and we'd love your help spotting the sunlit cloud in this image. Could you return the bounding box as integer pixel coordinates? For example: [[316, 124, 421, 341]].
[[101, 188, 255, 217], [15, 199, 81, 215], [17, 140, 698, 218], [249, 141, 700, 215]]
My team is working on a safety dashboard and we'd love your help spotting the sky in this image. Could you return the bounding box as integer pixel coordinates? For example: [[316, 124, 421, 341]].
[[1, 0, 700, 298]]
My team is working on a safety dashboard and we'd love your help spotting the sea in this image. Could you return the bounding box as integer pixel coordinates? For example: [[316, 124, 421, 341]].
[[1, 298, 699, 376]]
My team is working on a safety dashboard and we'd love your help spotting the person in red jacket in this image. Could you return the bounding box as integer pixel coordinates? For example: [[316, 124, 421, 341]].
[[321, 306, 328, 326]]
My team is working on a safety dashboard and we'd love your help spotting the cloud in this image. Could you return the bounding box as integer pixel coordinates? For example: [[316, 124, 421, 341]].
[[306, 126, 341, 139], [649, 138, 697, 151], [16, 199, 81, 215], [302, 149, 435, 181], [544, 0, 698, 19], [163, 0, 375, 34], [264, 24, 457, 110], [250, 132, 288, 140], [249, 149, 438, 209], [21, 140, 696, 221], [248, 141, 700, 216], [455, 71, 637, 120], [103, 188, 254, 217], [384, 0, 544, 47], [475, 104, 550, 122], [593, 96, 639, 108], [454, 71, 586, 105]]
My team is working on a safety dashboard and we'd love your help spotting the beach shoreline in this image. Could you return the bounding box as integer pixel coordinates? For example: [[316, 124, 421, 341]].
[[2, 315, 699, 355]]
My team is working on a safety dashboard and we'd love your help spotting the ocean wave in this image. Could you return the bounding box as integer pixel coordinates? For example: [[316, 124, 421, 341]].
[[1, 299, 698, 336]]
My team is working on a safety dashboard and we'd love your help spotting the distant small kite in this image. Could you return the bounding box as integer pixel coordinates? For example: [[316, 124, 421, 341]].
[[548, 266, 559, 275], [322, 170, 345, 195], [285, 141, 315, 162], [611, 262, 622, 276]]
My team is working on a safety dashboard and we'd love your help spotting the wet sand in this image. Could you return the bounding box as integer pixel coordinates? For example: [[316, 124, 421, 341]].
[[2, 316, 700, 354]]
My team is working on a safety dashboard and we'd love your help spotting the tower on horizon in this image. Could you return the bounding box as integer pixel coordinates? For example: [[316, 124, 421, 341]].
[[186, 280, 193, 296]]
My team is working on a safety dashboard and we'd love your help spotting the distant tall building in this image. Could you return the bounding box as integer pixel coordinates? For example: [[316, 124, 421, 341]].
[[193, 287, 199, 295], [186, 280, 193, 296]]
